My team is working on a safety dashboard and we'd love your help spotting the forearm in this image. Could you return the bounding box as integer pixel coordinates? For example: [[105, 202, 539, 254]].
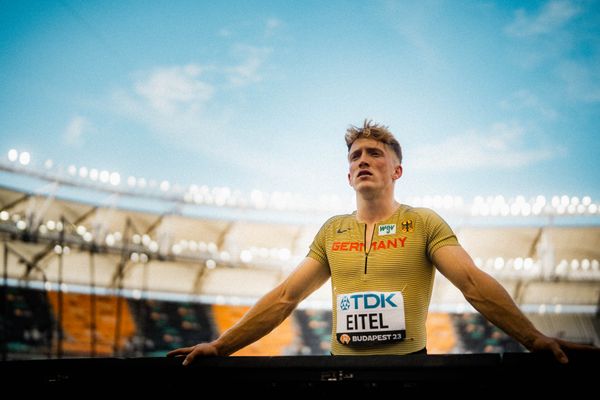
[[211, 285, 298, 356], [463, 271, 543, 349]]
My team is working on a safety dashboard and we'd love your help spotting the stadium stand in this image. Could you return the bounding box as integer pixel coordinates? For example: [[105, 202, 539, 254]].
[[0, 286, 52, 359], [453, 312, 525, 353], [212, 304, 296, 356], [128, 298, 215, 356], [425, 312, 458, 354], [2, 287, 600, 360], [294, 308, 332, 355], [46, 291, 136, 356]]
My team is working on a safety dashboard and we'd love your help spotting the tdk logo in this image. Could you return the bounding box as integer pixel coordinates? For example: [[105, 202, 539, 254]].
[[346, 293, 397, 309], [340, 296, 351, 311]]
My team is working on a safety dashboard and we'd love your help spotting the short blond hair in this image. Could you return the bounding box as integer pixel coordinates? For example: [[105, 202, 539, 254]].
[[345, 119, 402, 164]]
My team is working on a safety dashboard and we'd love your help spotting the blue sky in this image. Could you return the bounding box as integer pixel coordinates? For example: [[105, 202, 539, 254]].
[[1, 0, 599, 209]]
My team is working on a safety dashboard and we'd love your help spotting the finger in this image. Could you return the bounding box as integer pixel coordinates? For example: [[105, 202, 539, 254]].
[[556, 339, 600, 356], [182, 350, 197, 366], [166, 347, 192, 357], [551, 344, 569, 364], [166, 348, 183, 357], [563, 341, 600, 352]]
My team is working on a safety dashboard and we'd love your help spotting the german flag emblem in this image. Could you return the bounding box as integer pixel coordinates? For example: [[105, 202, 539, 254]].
[[401, 220, 414, 233]]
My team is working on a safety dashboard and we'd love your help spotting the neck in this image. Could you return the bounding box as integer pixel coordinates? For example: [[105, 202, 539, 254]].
[[355, 193, 399, 224]]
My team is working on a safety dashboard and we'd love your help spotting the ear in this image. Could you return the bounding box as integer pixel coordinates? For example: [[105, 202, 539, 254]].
[[347, 172, 353, 187], [392, 165, 403, 181]]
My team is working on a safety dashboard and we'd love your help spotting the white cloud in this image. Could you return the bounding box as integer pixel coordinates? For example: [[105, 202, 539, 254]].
[[505, 0, 581, 37], [226, 45, 271, 86], [110, 52, 279, 177], [105, 24, 286, 187], [410, 122, 559, 171], [115, 45, 272, 135], [113, 75, 309, 188], [111, 63, 227, 155], [134, 64, 215, 116], [63, 116, 90, 146]]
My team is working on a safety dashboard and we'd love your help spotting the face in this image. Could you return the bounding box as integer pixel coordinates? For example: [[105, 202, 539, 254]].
[[347, 138, 402, 194]]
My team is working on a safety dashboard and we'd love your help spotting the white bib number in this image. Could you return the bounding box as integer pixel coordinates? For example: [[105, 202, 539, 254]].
[[336, 291, 406, 346]]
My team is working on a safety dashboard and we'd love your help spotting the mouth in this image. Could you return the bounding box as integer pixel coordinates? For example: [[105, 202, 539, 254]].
[[357, 170, 373, 178]]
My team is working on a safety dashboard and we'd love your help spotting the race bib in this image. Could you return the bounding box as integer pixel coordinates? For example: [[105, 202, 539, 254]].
[[336, 291, 406, 346]]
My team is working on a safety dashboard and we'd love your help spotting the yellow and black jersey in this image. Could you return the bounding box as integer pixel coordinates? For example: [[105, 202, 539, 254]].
[[307, 204, 459, 355]]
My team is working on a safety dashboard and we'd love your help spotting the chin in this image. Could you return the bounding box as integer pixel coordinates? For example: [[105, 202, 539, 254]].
[[354, 184, 377, 194]]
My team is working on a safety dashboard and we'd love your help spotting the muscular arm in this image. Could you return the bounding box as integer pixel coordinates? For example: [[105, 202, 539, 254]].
[[432, 245, 571, 362], [168, 257, 330, 365]]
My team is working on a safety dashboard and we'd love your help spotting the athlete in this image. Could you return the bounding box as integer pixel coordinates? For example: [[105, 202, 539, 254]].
[[168, 119, 597, 364]]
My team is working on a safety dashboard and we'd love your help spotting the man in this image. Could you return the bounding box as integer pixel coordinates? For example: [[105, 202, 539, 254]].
[[168, 120, 593, 365]]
